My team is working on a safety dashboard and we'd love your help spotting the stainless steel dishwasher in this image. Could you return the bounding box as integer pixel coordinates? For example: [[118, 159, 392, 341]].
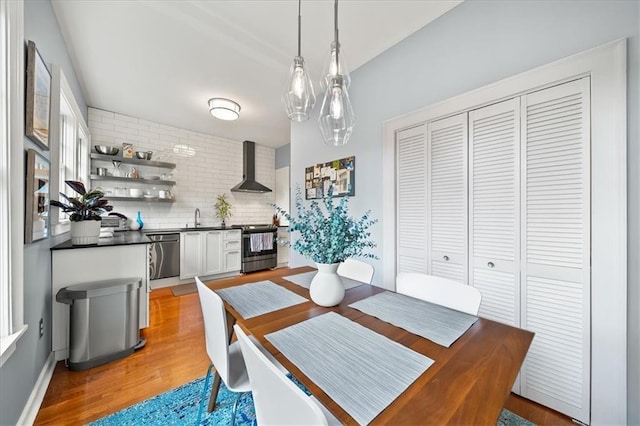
[[147, 233, 180, 279]]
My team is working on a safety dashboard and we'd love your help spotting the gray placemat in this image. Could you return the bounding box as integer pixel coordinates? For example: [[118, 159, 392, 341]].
[[283, 271, 364, 290], [349, 291, 478, 348], [266, 312, 433, 425], [215, 280, 307, 319]]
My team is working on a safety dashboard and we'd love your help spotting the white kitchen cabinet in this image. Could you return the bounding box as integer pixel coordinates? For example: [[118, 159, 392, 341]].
[[277, 227, 289, 266], [180, 231, 202, 279], [223, 250, 241, 272], [223, 230, 242, 272], [275, 166, 290, 225], [180, 229, 241, 279], [203, 231, 223, 276]]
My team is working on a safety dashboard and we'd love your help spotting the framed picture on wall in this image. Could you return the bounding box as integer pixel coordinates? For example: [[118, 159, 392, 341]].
[[25, 149, 50, 243], [305, 156, 355, 199], [25, 40, 52, 150]]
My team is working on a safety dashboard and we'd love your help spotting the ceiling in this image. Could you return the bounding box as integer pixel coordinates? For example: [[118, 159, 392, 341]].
[[52, 0, 461, 149]]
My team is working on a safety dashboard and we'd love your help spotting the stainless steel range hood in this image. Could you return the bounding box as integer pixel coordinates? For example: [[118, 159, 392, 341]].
[[231, 141, 272, 193]]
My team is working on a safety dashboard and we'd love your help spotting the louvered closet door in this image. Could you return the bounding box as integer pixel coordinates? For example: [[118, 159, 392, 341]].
[[520, 78, 591, 423], [427, 113, 468, 283], [469, 99, 520, 327], [396, 124, 428, 273]]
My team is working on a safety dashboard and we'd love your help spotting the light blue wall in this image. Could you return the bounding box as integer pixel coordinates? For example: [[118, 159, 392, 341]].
[[290, 1, 639, 422], [23, 0, 86, 122], [275, 143, 290, 169], [0, 1, 87, 424]]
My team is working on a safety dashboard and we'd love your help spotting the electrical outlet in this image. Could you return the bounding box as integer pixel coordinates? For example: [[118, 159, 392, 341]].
[[39, 318, 44, 338]]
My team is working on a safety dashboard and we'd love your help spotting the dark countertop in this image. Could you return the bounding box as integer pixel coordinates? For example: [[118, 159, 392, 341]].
[[51, 224, 251, 250], [51, 231, 151, 251], [142, 225, 242, 234]]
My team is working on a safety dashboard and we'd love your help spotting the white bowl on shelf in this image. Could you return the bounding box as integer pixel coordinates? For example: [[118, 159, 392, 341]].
[[129, 188, 143, 198]]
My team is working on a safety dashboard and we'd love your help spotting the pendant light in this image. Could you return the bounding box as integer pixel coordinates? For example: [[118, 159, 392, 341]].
[[318, 0, 354, 146], [319, 42, 350, 92], [282, 0, 315, 122]]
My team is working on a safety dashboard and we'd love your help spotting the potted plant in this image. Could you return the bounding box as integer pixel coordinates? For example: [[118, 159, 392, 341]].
[[214, 193, 232, 227], [50, 180, 114, 245], [274, 186, 377, 306]]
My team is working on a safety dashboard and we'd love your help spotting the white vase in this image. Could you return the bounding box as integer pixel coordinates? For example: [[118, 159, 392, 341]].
[[309, 262, 345, 307], [70, 220, 101, 245]]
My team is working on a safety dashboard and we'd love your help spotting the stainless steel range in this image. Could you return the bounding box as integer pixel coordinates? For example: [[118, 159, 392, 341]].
[[241, 224, 278, 273]]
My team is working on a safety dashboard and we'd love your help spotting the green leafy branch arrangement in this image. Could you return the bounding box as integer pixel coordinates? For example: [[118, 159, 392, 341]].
[[274, 186, 377, 264]]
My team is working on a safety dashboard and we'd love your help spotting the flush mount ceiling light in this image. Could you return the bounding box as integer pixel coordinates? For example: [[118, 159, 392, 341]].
[[208, 98, 241, 121], [318, 0, 355, 146], [282, 0, 316, 122]]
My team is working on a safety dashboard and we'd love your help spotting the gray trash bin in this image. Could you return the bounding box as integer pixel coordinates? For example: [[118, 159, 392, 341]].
[[56, 278, 144, 371]]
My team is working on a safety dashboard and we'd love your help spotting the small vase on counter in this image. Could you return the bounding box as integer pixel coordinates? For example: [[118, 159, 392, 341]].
[[136, 211, 144, 230]]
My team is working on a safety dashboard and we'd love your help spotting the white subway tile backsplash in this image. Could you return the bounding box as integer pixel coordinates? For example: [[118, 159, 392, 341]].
[[90, 108, 115, 119], [114, 113, 138, 123], [88, 107, 276, 229]]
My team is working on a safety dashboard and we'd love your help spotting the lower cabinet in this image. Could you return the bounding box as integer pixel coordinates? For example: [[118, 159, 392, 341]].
[[277, 227, 289, 266], [180, 229, 240, 279], [180, 231, 202, 279], [202, 231, 223, 276], [223, 230, 242, 272]]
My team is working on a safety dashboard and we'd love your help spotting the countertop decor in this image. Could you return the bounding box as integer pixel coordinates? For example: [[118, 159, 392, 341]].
[[214, 193, 232, 226], [50, 180, 116, 245]]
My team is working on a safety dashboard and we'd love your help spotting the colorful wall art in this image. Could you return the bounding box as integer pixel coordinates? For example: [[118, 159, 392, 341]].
[[304, 156, 355, 199]]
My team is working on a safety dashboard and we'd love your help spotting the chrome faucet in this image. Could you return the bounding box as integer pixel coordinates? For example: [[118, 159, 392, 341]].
[[194, 208, 201, 228]]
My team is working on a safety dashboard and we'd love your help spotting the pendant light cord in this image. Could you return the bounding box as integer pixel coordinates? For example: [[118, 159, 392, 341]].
[[297, 0, 302, 57], [334, 0, 339, 72]]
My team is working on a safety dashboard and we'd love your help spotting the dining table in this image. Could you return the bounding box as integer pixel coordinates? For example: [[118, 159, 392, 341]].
[[207, 266, 534, 425]]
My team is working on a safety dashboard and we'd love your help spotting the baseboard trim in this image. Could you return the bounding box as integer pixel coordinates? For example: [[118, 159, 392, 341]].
[[18, 351, 56, 425]]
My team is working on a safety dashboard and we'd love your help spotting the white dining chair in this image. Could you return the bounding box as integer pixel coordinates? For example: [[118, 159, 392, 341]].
[[395, 272, 482, 315], [195, 277, 285, 425], [233, 324, 341, 426], [337, 258, 374, 284]]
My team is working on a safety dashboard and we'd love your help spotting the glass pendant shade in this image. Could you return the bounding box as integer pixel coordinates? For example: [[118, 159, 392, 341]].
[[320, 41, 350, 91], [318, 75, 354, 146], [282, 56, 316, 122]]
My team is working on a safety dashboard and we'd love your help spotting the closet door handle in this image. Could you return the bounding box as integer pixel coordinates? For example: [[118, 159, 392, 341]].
[[488, 261, 495, 268], [443, 255, 449, 261]]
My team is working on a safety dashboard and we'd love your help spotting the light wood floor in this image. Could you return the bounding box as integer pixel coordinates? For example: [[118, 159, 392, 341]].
[[35, 267, 573, 425]]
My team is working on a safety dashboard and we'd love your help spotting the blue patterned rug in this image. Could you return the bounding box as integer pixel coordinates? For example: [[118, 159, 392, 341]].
[[91, 374, 535, 425]]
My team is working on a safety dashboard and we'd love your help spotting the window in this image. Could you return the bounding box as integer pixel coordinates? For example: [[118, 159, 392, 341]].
[[0, 0, 26, 367], [50, 66, 90, 235], [0, 0, 11, 341]]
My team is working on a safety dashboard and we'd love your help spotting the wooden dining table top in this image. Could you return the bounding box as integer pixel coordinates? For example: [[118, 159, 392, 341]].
[[209, 266, 534, 425]]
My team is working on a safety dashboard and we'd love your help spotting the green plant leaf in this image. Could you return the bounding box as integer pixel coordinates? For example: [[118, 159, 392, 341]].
[[65, 180, 87, 196], [50, 180, 119, 222]]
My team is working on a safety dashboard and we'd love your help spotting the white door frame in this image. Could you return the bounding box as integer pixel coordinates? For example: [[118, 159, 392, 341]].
[[382, 39, 627, 424]]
